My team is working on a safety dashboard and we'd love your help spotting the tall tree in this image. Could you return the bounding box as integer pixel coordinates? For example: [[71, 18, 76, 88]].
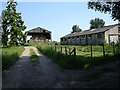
[[0, 16, 2, 46], [1, 0, 26, 46], [88, 0, 120, 22], [90, 18, 105, 29], [1, 10, 10, 47], [71, 25, 82, 33]]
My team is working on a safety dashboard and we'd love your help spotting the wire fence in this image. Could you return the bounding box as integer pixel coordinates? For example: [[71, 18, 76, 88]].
[[49, 44, 120, 59]]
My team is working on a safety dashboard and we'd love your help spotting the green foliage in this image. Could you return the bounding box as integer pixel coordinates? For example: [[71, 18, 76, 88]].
[[114, 43, 120, 55], [1, 1, 26, 46], [30, 49, 39, 63], [88, 1, 120, 21], [27, 41, 50, 47], [90, 18, 105, 29], [71, 25, 82, 33], [52, 41, 60, 45], [28, 42, 120, 69], [37, 46, 81, 69], [1, 10, 9, 47], [2, 46, 24, 70]]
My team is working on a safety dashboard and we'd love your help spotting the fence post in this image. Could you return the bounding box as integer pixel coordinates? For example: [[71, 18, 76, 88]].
[[65, 47, 67, 55], [102, 44, 105, 57], [61, 46, 62, 53], [73, 47, 76, 57], [90, 44, 92, 60], [113, 45, 115, 55]]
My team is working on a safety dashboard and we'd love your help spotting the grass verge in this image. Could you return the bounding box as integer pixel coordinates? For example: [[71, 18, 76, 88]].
[[37, 44, 120, 69], [27, 41, 120, 69], [2, 46, 24, 71], [30, 49, 39, 63]]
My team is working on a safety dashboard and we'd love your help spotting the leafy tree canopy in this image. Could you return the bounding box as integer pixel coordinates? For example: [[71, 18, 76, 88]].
[[88, 0, 120, 21], [90, 18, 105, 29], [2, 0, 26, 46], [71, 25, 82, 33]]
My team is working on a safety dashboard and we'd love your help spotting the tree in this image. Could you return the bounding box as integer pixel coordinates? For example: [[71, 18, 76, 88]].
[[1, 10, 9, 47], [0, 16, 2, 46], [1, 0, 26, 46], [71, 25, 82, 33], [90, 18, 105, 29], [88, 0, 120, 22]]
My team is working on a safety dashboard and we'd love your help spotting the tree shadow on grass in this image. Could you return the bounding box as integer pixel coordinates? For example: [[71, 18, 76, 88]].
[[2, 53, 19, 71], [39, 47, 120, 69], [75, 54, 120, 68]]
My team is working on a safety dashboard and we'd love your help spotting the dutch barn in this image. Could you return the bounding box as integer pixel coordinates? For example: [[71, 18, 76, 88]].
[[60, 24, 120, 45], [26, 27, 52, 42]]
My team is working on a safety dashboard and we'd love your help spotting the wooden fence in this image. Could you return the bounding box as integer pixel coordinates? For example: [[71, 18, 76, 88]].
[[49, 44, 118, 59], [50, 45, 76, 57]]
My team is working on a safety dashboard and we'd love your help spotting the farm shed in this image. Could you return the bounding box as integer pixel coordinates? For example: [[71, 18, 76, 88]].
[[60, 24, 120, 45], [26, 27, 52, 42]]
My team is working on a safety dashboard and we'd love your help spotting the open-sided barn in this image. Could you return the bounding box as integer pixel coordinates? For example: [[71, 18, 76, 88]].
[[26, 27, 52, 42], [61, 24, 120, 45]]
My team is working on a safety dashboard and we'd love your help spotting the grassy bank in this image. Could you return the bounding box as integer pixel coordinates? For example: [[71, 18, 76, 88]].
[[2, 46, 24, 71], [37, 45, 120, 69], [28, 41, 120, 69]]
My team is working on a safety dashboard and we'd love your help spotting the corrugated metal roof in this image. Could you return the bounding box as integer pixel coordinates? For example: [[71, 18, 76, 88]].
[[61, 24, 119, 38], [26, 27, 51, 33]]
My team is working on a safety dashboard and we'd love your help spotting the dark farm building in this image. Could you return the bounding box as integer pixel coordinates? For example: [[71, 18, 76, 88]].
[[60, 24, 120, 45], [26, 27, 52, 42]]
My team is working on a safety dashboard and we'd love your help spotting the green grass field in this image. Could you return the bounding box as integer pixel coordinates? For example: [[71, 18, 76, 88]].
[[51, 45, 114, 57], [28, 41, 120, 69], [2, 46, 24, 71]]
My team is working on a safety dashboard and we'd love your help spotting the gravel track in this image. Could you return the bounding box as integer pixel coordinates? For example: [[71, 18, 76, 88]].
[[2, 46, 119, 88]]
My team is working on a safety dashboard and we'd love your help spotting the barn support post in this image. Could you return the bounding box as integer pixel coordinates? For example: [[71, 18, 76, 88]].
[[79, 36, 81, 45]]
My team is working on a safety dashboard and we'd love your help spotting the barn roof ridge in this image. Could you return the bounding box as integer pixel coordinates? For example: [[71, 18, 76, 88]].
[[61, 23, 119, 38], [26, 26, 51, 33]]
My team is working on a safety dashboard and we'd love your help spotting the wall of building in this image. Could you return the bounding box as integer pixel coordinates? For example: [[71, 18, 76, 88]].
[[92, 33, 104, 45], [60, 26, 119, 45], [61, 33, 104, 45], [105, 26, 119, 44], [87, 35, 92, 45], [80, 35, 86, 45], [31, 34, 50, 42], [76, 36, 80, 45]]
